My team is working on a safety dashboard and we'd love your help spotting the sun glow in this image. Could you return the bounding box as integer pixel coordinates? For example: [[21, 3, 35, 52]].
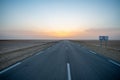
[[44, 30, 79, 38], [31, 27, 86, 38], [51, 31, 73, 38]]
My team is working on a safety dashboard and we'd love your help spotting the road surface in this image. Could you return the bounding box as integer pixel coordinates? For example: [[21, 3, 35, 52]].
[[0, 41, 120, 80]]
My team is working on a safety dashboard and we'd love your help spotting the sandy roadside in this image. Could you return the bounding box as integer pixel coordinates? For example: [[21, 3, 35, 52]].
[[71, 40, 120, 62], [0, 41, 58, 70]]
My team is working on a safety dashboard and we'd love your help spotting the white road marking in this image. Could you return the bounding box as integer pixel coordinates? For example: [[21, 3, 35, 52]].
[[35, 51, 43, 55], [67, 63, 72, 80], [89, 51, 96, 54], [109, 60, 120, 67], [0, 62, 21, 74]]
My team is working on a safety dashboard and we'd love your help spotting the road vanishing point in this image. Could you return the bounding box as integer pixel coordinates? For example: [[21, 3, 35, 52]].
[[0, 41, 120, 80]]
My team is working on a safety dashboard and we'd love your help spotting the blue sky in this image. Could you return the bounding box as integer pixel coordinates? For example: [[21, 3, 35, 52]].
[[0, 0, 120, 39]]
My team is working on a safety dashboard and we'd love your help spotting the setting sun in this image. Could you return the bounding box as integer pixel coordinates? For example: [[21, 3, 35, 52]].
[[44, 30, 75, 38], [51, 31, 73, 38]]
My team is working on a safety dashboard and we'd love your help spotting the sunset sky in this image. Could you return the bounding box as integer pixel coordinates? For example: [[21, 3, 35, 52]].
[[0, 0, 120, 40]]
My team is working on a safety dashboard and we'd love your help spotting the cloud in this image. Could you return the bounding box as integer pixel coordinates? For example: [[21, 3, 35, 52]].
[[83, 28, 120, 40], [85, 28, 120, 34], [0, 27, 120, 40]]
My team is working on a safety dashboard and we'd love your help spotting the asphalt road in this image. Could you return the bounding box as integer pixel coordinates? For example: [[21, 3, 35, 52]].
[[0, 41, 120, 80]]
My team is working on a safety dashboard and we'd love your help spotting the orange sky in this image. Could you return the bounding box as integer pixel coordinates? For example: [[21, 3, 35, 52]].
[[0, 0, 120, 40]]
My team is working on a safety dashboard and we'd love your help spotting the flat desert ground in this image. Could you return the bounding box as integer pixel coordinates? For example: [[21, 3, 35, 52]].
[[71, 40, 120, 63], [0, 40, 58, 70]]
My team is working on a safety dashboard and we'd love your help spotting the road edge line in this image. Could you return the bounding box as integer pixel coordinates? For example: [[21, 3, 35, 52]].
[[0, 62, 21, 74], [108, 60, 120, 67], [89, 51, 96, 54]]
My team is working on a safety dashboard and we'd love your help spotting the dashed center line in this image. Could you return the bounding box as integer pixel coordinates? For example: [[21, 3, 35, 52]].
[[0, 62, 21, 74], [67, 63, 72, 80], [109, 60, 120, 67]]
